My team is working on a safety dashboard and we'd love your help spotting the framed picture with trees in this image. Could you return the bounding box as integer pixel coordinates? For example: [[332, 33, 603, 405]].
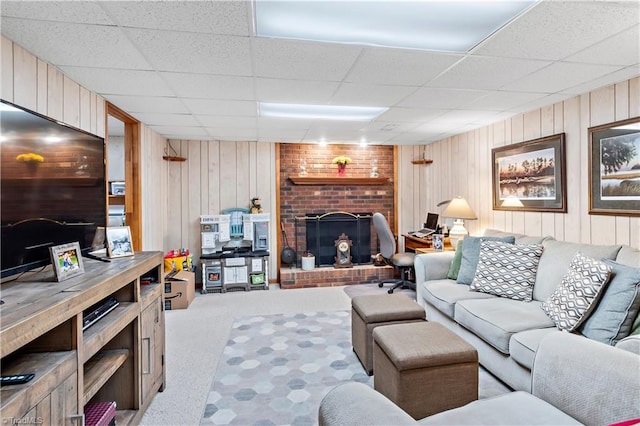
[[588, 117, 640, 216], [492, 134, 567, 212]]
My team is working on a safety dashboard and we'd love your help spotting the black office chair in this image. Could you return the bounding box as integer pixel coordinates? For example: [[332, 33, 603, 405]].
[[372, 212, 416, 294]]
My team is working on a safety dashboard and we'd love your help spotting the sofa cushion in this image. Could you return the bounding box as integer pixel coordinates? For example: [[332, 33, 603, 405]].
[[470, 241, 543, 302], [616, 245, 640, 268], [509, 329, 558, 370], [483, 228, 550, 246], [455, 298, 555, 354], [579, 259, 640, 345], [541, 252, 612, 332], [534, 239, 621, 301], [422, 279, 496, 318], [457, 235, 516, 285], [446, 240, 464, 280], [420, 391, 581, 425]]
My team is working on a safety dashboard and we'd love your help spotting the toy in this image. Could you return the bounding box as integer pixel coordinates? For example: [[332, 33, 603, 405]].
[[250, 197, 264, 214]]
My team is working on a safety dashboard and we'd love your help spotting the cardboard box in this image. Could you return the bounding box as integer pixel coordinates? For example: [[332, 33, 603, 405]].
[[164, 270, 195, 310]]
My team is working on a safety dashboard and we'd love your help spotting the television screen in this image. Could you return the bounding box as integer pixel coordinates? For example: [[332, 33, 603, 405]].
[[1, 99, 107, 278]]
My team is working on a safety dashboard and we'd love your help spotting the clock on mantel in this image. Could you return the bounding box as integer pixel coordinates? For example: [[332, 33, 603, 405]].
[[289, 176, 388, 185]]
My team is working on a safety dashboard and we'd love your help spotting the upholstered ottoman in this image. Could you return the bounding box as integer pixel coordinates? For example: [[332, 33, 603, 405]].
[[351, 294, 425, 375], [372, 321, 478, 420]]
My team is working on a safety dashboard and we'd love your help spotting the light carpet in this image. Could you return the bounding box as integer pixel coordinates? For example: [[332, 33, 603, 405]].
[[201, 310, 370, 425]]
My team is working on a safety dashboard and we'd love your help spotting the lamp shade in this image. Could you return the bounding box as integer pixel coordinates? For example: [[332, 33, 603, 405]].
[[441, 197, 477, 220], [501, 195, 524, 208]]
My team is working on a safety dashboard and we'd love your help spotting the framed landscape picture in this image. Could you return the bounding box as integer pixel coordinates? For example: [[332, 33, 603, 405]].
[[106, 226, 134, 258], [50, 242, 85, 282], [588, 117, 640, 216], [492, 133, 567, 212]]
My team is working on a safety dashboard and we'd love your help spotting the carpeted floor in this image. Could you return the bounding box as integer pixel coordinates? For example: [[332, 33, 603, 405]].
[[343, 282, 416, 299], [201, 311, 370, 425]]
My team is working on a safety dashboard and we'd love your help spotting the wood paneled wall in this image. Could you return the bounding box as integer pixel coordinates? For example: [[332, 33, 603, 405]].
[[399, 77, 640, 249], [2, 36, 169, 254], [164, 139, 277, 278]]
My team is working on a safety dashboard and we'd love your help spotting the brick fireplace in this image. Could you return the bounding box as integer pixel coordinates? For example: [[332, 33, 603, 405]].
[[278, 143, 396, 289]]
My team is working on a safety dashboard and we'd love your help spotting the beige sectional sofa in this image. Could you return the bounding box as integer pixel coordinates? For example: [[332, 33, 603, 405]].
[[413, 229, 640, 392], [319, 331, 640, 425]]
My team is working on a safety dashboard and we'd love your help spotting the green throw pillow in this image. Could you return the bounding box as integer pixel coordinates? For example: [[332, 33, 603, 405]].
[[447, 240, 464, 280]]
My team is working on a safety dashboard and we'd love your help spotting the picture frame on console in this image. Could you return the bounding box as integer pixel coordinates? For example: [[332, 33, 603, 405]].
[[106, 226, 134, 258], [588, 116, 640, 217], [491, 133, 567, 213], [50, 242, 85, 282]]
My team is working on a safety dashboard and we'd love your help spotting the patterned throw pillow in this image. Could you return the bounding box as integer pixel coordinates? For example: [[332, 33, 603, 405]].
[[456, 235, 516, 285], [470, 241, 543, 301], [541, 252, 612, 332]]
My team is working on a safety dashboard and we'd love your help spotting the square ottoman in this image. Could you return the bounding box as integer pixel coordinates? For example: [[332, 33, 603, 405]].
[[373, 321, 478, 420], [351, 294, 425, 375]]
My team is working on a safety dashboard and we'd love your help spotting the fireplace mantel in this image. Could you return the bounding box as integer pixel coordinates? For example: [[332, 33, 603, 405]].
[[289, 176, 389, 185]]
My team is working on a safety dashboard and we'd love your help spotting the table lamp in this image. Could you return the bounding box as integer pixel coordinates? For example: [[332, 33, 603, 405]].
[[441, 196, 477, 248]]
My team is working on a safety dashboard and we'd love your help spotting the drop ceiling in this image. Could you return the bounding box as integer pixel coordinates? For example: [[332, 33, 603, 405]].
[[1, 1, 639, 145]]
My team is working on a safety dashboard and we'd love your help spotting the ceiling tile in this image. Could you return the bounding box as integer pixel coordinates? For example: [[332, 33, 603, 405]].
[[206, 127, 258, 140], [161, 72, 254, 100], [196, 115, 257, 128], [102, 95, 189, 114], [124, 28, 252, 75], [429, 56, 551, 90], [330, 83, 417, 107], [502, 62, 623, 93], [467, 91, 549, 111], [156, 126, 209, 139], [59, 67, 174, 97], [1, 1, 114, 24], [376, 107, 448, 123], [1, 18, 151, 69], [252, 38, 362, 81], [559, 66, 640, 96], [131, 112, 200, 127], [254, 78, 340, 103], [100, 1, 250, 35], [399, 88, 489, 109], [182, 99, 257, 117], [474, 1, 640, 60], [346, 48, 462, 86], [564, 25, 640, 66]]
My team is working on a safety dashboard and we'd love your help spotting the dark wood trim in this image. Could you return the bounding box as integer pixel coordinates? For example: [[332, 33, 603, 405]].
[[411, 159, 433, 165], [106, 102, 142, 251]]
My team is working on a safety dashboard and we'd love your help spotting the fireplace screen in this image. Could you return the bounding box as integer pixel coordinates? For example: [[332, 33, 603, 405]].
[[299, 212, 373, 267]]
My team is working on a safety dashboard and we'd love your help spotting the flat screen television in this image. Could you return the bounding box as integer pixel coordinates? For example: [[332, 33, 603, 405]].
[[1, 99, 107, 278]]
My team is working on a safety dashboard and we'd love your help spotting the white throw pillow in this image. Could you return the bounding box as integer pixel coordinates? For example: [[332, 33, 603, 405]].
[[470, 240, 543, 302], [541, 252, 612, 331]]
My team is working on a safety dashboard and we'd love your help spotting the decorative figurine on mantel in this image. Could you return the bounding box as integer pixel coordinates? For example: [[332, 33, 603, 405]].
[[299, 158, 307, 176], [370, 159, 379, 178]]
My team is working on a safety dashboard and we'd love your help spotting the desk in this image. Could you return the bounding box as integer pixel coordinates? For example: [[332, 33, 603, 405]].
[[403, 234, 454, 253]]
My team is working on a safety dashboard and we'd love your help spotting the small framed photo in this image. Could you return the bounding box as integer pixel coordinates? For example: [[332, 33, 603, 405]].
[[109, 181, 125, 195], [432, 234, 444, 252], [50, 242, 85, 282], [106, 226, 134, 258]]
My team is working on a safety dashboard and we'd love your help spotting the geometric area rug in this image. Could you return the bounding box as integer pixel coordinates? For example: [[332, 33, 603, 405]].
[[201, 311, 372, 425]]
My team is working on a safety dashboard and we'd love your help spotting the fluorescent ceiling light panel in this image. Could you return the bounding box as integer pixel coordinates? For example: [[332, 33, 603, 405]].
[[255, 1, 536, 53], [259, 102, 387, 121]]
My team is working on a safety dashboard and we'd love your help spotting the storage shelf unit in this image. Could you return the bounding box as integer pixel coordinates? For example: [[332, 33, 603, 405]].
[[0, 251, 165, 425]]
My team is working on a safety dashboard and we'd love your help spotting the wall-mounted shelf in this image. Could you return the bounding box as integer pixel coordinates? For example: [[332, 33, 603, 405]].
[[411, 160, 433, 165], [289, 176, 389, 185], [162, 156, 186, 162]]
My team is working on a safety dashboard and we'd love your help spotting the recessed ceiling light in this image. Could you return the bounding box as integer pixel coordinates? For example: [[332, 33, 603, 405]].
[[259, 102, 387, 121], [255, 1, 537, 53]]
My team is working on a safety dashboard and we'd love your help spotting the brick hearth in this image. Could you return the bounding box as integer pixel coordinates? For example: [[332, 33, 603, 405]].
[[280, 264, 395, 289]]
